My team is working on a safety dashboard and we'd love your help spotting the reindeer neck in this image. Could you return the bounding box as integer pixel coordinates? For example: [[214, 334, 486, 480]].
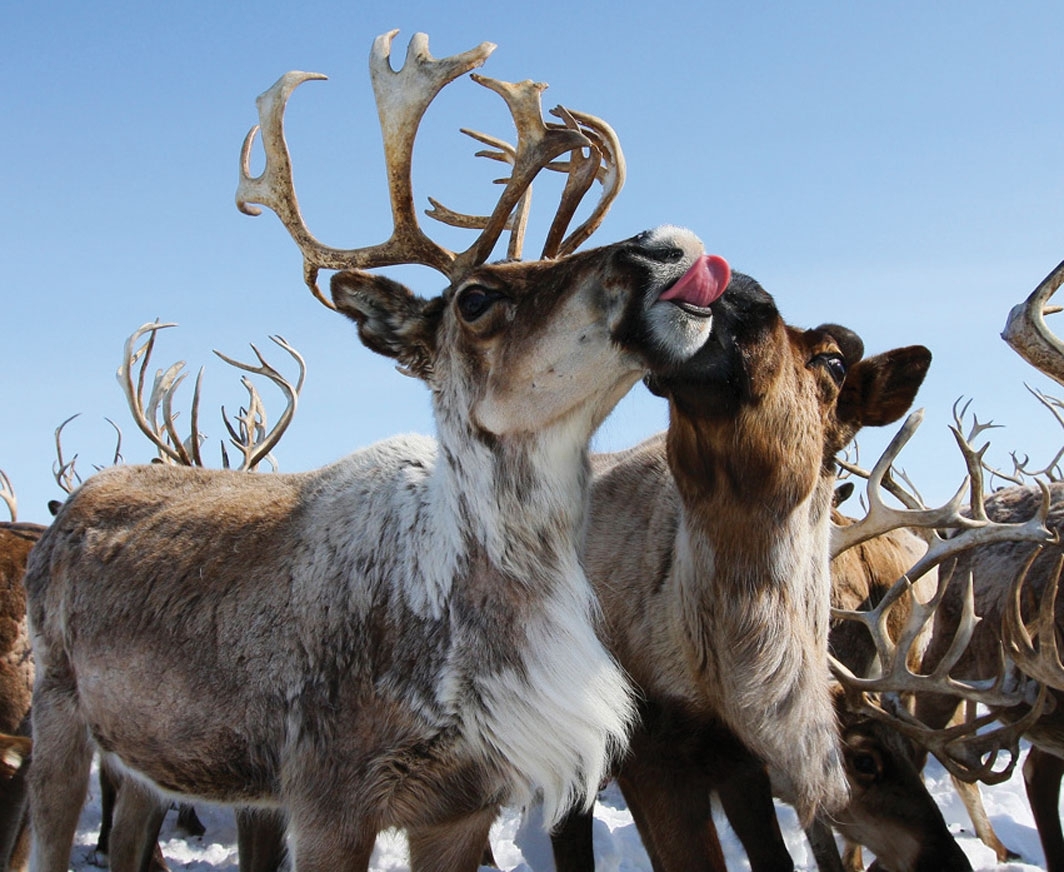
[[665, 407, 833, 596], [433, 408, 592, 588]]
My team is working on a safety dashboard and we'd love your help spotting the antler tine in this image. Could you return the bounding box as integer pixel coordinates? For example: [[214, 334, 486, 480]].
[[238, 32, 496, 302], [537, 106, 603, 260], [545, 107, 626, 259], [448, 75, 592, 276], [831, 411, 969, 556], [117, 322, 200, 466], [837, 681, 1049, 784], [423, 126, 536, 260], [0, 470, 16, 521], [1003, 547, 1064, 691], [425, 128, 529, 259], [1002, 257, 1064, 388], [52, 414, 83, 496], [214, 335, 306, 472]]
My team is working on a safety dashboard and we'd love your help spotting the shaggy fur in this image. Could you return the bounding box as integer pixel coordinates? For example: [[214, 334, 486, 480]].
[[0, 522, 41, 872]]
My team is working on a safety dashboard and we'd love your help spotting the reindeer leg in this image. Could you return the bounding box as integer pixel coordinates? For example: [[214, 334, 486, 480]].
[[27, 667, 93, 872], [550, 805, 595, 872], [236, 807, 288, 872], [614, 728, 726, 872], [287, 808, 375, 872], [407, 807, 497, 872], [176, 803, 206, 837], [716, 763, 794, 872], [0, 733, 32, 872], [1025, 745, 1064, 871], [97, 755, 121, 855], [107, 775, 170, 872]]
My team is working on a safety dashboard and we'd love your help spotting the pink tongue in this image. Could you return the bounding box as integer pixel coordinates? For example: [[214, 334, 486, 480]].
[[659, 254, 731, 308]]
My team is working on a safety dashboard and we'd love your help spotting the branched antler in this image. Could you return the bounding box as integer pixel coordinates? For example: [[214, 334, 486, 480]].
[[117, 322, 203, 466], [52, 415, 123, 496], [831, 559, 1050, 784], [832, 404, 1054, 558], [830, 394, 1058, 783], [237, 31, 623, 302], [215, 337, 306, 472], [1002, 547, 1064, 692]]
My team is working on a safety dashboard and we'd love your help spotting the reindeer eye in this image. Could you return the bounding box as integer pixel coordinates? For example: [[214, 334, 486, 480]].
[[851, 751, 879, 777], [456, 286, 504, 322], [812, 352, 847, 385]]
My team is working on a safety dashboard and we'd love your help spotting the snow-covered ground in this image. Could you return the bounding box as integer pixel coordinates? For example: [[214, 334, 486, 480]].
[[64, 751, 1051, 872]]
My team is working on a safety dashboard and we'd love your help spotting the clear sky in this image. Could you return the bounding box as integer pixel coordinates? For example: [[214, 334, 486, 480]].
[[2, 1, 1062, 523]]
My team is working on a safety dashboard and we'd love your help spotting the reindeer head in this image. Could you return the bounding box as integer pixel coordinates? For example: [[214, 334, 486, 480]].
[[239, 32, 728, 442], [646, 270, 931, 510]]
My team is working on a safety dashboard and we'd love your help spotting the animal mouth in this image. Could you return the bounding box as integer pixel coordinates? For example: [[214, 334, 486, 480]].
[[659, 254, 731, 316]]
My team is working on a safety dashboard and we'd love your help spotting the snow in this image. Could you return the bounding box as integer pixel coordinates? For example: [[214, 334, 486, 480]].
[[64, 751, 1053, 872]]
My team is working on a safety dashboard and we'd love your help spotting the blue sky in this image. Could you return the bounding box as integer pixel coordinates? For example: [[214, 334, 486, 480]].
[[2, 2, 1063, 523]]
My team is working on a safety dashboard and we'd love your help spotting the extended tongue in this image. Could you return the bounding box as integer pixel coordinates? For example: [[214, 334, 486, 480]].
[[659, 254, 731, 309]]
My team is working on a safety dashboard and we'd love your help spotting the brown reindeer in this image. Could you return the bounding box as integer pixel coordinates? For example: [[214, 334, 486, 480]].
[[24, 31, 733, 872], [0, 473, 42, 872], [541, 266, 932, 872]]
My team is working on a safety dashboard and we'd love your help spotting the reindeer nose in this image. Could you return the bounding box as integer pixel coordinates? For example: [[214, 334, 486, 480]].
[[643, 245, 686, 263]]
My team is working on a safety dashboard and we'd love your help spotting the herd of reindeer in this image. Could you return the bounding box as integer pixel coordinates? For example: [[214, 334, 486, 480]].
[[4, 29, 1064, 872]]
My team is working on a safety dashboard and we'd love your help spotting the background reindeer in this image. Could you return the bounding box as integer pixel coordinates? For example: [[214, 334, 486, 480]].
[[24, 31, 733, 872], [0, 472, 41, 872], [0, 322, 305, 872], [877, 257, 1064, 872]]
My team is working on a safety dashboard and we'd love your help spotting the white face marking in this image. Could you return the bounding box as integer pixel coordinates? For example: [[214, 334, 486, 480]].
[[640, 226, 716, 365]]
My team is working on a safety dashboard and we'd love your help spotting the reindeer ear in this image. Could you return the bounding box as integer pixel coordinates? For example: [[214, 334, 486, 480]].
[[331, 271, 443, 380], [836, 346, 932, 436]]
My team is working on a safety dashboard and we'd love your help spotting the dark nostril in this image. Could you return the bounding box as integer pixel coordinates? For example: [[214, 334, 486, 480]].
[[635, 244, 685, 264]]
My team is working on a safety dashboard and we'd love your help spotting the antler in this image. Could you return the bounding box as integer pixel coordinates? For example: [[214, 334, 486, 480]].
[[1002, 257, 1064, 388], [237, 31, 618, 303], [117, 322, 305, 472], [117, 322, 203, 466], [830, 399, 1059, 782], [52, 414, 123, 496], [0, 470, 15, 521], [215, 337, 306, 472], [831, 562, 1049, 784], [427, 100, 626, 262], [1002, 547, 1064, 691], [832, 405, 1055, 558]]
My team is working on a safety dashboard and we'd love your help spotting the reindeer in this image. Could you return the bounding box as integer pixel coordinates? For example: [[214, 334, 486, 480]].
[[24, 31, 735, 872], [1, 327, 306, 872], [0, 472, 42, 872], [535, 265, 932, 872]]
